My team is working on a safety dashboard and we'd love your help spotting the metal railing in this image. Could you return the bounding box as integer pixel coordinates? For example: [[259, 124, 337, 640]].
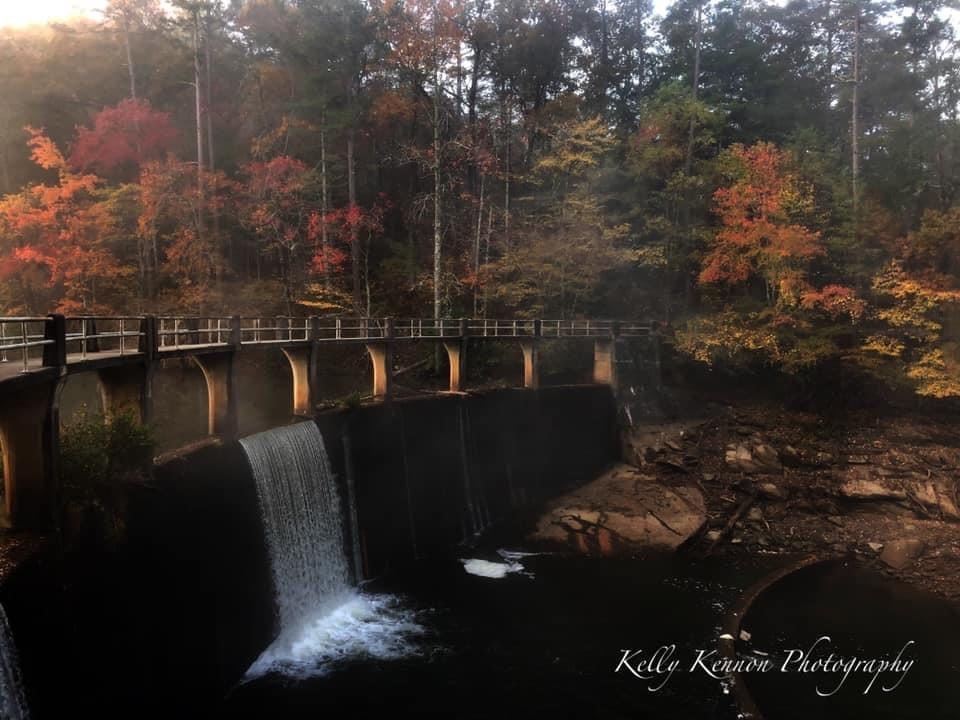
[[0, 317, 52, 373], [316, 317, 390, 341], [241, 317, 311, 344], [394, 318, 463, 339], [65, 317, 145, 358], [157, 317, 233, 350], [466, 318, 537, 337]]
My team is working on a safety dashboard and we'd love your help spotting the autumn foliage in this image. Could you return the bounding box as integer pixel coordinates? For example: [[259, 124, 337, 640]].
[[69, 99, 178, 178]]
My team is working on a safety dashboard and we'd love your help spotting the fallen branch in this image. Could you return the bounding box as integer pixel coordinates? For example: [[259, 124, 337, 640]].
[[705, 489, 758, 556]]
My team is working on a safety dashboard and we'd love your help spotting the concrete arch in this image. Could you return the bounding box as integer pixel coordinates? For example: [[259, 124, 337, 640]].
[[0, 376, 65, 528]]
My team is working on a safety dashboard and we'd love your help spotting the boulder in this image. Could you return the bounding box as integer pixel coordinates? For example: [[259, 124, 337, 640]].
[[725, 442, 782, 474], [530, 463, 706, 554], [839, 470, 908, 501], [879, 539, 926, 570], [758, 482, 787, 500]]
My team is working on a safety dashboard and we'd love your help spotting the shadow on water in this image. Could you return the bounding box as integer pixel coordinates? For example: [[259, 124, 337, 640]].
[[740, 559, 960, 720]]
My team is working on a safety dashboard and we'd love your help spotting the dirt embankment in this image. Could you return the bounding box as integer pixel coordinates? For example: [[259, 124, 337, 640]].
[[623, 404, 960, 602]]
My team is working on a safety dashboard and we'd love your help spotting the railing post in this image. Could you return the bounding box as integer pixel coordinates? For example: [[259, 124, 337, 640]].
[[138, 316, 159, 361], [230, 316, 242, 348], [86, 317, 101, 353], [309, 316, 320, 342], [42, 314, 66, 369], [533, 319, 542, 337]]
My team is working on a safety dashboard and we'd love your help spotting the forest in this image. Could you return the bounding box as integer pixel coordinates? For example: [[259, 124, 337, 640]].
[[1, 0, 960, 397]]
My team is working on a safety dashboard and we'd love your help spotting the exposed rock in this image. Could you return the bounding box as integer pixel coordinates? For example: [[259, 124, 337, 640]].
[[867, 542, 884, 553], [811, 451, 834, 467], [655, 457, 689, 473], [753, 444, 782, 472], [705, 529, 722, 543], [879, 539, 926, 570], [530, 464, 706, 554], [747, 507, 764, 522], [725, 442, 782, 474], [664, 438, 683, 452], [827, 515, 845, 527], [702, 473, 716, 482], [780, 445, 803, 467], [758, 482, 787, 500], [847, 454, 870, 464], [838, 472, 908, 501]]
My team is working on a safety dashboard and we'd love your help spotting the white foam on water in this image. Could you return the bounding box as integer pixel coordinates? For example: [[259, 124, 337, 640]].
[[461, 558, 526, 579], [246, 593, 425, 679]]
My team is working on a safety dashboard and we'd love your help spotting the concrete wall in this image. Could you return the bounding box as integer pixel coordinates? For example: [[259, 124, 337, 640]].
[[1, 385, 618, 715]]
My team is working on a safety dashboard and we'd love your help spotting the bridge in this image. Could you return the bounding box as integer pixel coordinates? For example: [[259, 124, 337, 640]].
[[0, 313, 656, 529]]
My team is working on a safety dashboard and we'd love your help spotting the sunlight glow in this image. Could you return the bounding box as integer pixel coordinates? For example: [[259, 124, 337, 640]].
[[0, 1, 105, 29]]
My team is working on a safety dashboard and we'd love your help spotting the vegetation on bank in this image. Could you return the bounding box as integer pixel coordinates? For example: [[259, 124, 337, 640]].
[[59, 409, 155, 548], [0, 1, 959, 397]]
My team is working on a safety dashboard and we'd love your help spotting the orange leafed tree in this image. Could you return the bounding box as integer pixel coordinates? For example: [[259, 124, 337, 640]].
[[0, 128, 131, 313], [700, 142, 825, 307]]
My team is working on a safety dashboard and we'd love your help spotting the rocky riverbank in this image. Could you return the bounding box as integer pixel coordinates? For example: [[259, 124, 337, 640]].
[[529, 401, 960, 603], [623, 404, 960, 602]]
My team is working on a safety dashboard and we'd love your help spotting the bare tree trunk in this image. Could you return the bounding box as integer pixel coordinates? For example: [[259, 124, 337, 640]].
[[320, 118, 330, 290], [482, 204, 493, 317], [193, 10, 205, 235], [203, 14, 222, 293], [365, 231, 373, 317], [503, 94, 511, 252], [851, 2, 861, 234], [473, 174, 485, 316], [433, 1, 443, 325], [123, 19, 137, 101], [684, 1, 703, 177]]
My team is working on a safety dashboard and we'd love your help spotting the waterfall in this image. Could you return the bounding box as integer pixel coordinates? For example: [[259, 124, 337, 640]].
[[240, 421, 352, 639], [0, 604, 29, 720], [240, 421, 422, 677]]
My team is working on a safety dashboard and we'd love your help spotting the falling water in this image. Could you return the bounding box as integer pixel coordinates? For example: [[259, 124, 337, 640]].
[[240, 421, 422, 678], [0, 604, 29, 720], [240, 421, 352, 635]]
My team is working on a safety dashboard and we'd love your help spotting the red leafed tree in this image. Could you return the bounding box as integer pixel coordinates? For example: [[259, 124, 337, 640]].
[[700, 142, 824, 307], [314, 197, 389, 315], [138, 157, 229, 308], [69, 99, 178, 179], [0, 128, 131, 312], [239, 156, 319, 313]]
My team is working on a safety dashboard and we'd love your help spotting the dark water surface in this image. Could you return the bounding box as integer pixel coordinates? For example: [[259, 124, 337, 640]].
[[221, 552, 960, 720], [742, 559, 960, 720], [221, 550, 778, 719]]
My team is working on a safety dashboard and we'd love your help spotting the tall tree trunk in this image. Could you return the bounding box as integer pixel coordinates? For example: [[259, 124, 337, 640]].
[[433, 0, 443, 325], [851, 2, 861, 235], [193, 10, 205, 236], [678, 0, 704, 315], [482, 204, 493, 317], [684, 1, 703, 178], [348, 90, 360, 312], [203, 14, 221, 293], [502, 90, 511, 252], [123, 18, 137, 101], [473, 174, 485, 316], [320, 118, 330, 290]]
